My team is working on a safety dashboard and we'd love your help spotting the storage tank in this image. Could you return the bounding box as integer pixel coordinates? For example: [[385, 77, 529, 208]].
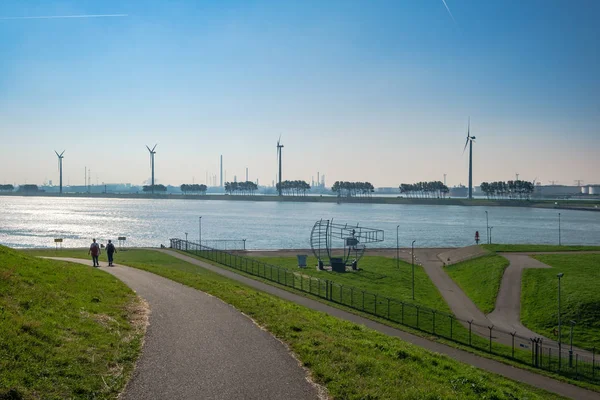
[[581, 186, 589, 194], [589, 186, 600, 195]]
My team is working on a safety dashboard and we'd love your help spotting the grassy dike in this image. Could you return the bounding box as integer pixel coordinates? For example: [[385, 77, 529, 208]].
[[445, 255, 510, 314], [23, 249, 567, 399], [522, 253, 600, 351], [0, 246, 145, 399], [483, 244, 600, 252]]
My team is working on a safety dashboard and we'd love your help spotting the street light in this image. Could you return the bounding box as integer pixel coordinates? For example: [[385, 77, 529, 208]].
[[569, 320, 576, 367], [411, 240, 416, 300], [396, 225, 400, 269], [185, 232, 188, 251], [485, 211, 489, 244], [199, 216, 202, 249], [557, 272, 564, 369], [558, 212, 561, 246], [489, 226, 493, 244]]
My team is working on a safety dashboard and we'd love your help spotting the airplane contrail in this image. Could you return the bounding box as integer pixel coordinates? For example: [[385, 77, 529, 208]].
[[0, 14, 128, 20], [440, 0, 457, 24]]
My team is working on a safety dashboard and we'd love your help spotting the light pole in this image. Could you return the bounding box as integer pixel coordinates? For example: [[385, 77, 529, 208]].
[[396, 225, 400, 269], [558, 212, 561, 246], [411, 240, 416, 300], [199, 216, 202, 249], [485, 211, 489, 244], [489, 226, 493, 244], [569, 320, 576, 367], [557, 272, 564, 369], [185, 232, 188, 251]]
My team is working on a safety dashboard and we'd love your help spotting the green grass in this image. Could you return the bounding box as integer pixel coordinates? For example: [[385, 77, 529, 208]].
[[522, 254, 600, 351], [0, 246, 144, 399], [483, 244, 600, 252], [253, 255, 450, 312], [445, 255, 509, 314], [23, 248, 567, 399]]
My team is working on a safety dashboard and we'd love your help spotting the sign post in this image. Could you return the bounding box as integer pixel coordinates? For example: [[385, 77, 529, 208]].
[[118, 236, 126, 250], [54, 238, 63, 250]]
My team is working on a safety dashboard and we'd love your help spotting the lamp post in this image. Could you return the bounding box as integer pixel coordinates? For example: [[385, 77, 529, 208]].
[[396, 225, 400, 269], [411, 240, 416, 300], [185, 232, 188, 251], [485, 211, 490, 244], [569, 320, 576, 368], [557, 272, 564, 369], [199, 216, 202, 249], [558, 212, 561, 246], [489, 226, 493, 244]]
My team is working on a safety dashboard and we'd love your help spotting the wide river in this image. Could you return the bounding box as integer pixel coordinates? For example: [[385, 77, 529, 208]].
[[1, 196, 599, 249]]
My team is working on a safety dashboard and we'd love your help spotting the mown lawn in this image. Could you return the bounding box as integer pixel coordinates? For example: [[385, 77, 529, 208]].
[[23, 248, 567, 399], [1, 246, 144, 399], [522, 254, 600, 351], [445, 255, 509, 314], [483, 244, 600, 252]]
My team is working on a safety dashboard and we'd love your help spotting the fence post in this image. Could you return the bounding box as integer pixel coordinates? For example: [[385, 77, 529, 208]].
[[374, 294, 378, 315], [309, 276, 312, 293], [362, 291, 365, 311], [449, 316, 453, 340], [301, 275, 303, 291], [401, 302, 404, 324], [575, 354, 578, 379], [416, 306, 420, 329], [488, 325, 493, 353], [350, 288, 354, 307], [387, 298, 390, 319], [593, 347, 596, 380], [318, 278, 320, 297], [511, 332, 516, 359], [432, 311, 436, 334]]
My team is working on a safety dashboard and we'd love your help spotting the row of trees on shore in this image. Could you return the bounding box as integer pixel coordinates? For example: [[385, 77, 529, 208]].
[[275, 180, 311, 196], [225, 181, 259, 195], [399, 181, 449, 198], [0, 184, 15, 191], [480, 180, 535, 199], [180, 184, 208, 195], [142, 184, 167, 192], [332, 181, 375, 197]]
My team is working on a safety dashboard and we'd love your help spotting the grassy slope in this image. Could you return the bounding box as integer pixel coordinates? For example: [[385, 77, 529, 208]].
[[0, 246, 144, 399], [483, 244, 600, 252], [252, 255, 450, 313], [522, 254, 600, 350], [23, 249, 566, 399], [445, 255, 509, 314]]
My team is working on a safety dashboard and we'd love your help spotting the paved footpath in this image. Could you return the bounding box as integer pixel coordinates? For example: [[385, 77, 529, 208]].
[[48, 257, 321, 400], [155, 250, 600, 400]]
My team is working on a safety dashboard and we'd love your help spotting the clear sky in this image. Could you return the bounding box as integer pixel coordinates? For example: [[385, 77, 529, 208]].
[[1, 0, 598, 188]]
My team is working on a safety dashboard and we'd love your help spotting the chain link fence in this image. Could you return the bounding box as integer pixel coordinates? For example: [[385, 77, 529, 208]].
[[170, 238, 598, 384]]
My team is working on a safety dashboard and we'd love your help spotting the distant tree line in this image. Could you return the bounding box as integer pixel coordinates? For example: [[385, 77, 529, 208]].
[[225, 181, 259, 195], [399, 181, 449, 198], [332, 181, 375, 197], [0, 184, 14, 192], [142, 184, 167, 193], [276, 180, 311, 196], [180, 184, 207, 195], [17, 184, 39, 193], [480, 180, 534, 200]]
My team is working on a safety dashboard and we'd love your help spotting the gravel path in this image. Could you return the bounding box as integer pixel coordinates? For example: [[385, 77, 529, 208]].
[[47, 257, 321, 400]]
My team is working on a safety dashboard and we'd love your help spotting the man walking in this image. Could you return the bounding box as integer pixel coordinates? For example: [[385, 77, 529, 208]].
[[88, 238, 101, 267], [106, 240, 117, 266]]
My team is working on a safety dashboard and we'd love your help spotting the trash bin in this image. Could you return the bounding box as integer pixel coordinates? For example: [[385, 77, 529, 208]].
[[297, 254, 308, 268]]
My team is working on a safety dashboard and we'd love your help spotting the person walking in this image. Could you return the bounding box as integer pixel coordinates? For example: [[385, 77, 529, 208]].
[[106, 240, 117, 266], [88, 238, 101, 267]]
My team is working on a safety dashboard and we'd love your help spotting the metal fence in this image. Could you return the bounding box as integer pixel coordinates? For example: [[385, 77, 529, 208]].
[[170, 238, 598, 384], [181, 239, 247, 251]]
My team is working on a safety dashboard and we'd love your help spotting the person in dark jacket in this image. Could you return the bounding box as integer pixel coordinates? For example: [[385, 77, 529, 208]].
[[88, 238, 100, 267], [106, 240, 117, 266]]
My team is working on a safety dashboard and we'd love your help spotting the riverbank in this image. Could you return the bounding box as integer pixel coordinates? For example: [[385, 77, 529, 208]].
[[1, 192, 599, 211]]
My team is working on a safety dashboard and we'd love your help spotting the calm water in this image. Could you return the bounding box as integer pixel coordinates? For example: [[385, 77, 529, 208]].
[[1, 196, 599, 249]]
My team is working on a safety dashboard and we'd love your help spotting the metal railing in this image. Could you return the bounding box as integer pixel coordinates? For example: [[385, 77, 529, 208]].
[[170, 238, 598, 384]]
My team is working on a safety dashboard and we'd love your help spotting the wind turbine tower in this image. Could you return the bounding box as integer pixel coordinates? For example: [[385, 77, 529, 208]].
[[462, 118, 476, 199], [146, 144, 157, 194], [220, 155, 223, 188], [55, 150, 65, 194], [277, 136, 284, 196]]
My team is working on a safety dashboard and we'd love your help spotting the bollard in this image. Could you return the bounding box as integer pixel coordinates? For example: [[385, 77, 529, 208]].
[[468, 320, 472, 346], [432, 311, 436, 334], [374, 294, 378, 315], [387, 298, 390, 319], [511, 332, 516, 359], [488, 326, 493, 353]]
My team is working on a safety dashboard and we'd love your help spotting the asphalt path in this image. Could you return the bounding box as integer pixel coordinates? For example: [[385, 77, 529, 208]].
[[155, 250, 599, 400], [47, 257, 321, 400]]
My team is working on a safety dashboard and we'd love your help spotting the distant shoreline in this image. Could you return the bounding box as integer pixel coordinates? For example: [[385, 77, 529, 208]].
[[1, 192, 599, 211]]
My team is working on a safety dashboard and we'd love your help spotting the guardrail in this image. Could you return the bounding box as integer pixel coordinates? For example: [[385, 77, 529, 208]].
[[170, 238, 598, 384]]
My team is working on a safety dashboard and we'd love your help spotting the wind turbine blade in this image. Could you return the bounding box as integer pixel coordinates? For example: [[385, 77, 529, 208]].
[[54, 150, 59, 157], [60, 150, 65, 157], [146, 145, 151, 152], [152, 144, 157, 152], [468, 117, 470, 136], [462, 137, 469, 154]]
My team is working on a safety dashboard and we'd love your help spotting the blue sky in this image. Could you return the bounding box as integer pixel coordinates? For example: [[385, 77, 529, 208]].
[[1, 0, 598, 187]]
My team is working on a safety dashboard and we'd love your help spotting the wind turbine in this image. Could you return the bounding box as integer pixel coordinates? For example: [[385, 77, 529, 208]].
[[146, 144, 157, 194], [277, 136, 284, 196], [462, 118, 476, 199], [54, 150, 65, 194]]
